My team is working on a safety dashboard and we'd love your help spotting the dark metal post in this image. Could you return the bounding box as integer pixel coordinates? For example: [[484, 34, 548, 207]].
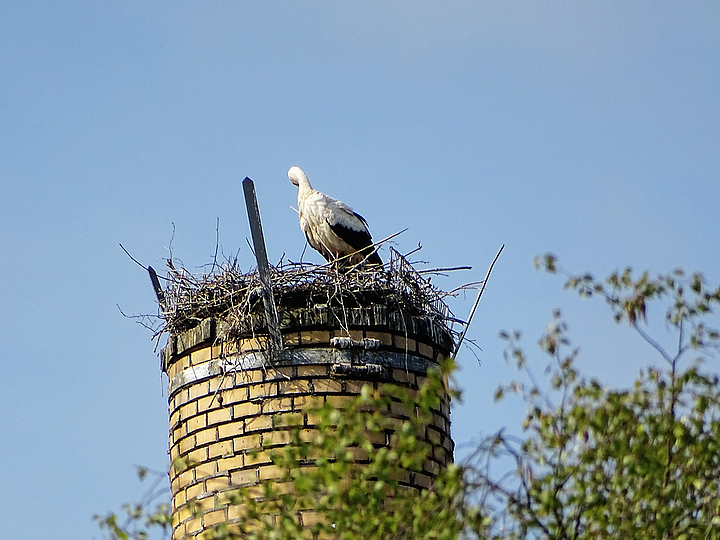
[[147, 265, 166, 311], [242, 177, 283, 353]]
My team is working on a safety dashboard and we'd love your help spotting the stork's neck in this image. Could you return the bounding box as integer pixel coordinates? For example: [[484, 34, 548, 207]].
[[296, 176, 313, 199]]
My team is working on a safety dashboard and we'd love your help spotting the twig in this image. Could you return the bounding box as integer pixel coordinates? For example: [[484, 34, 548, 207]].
[[211, 217, 220, 274], [403, 242, 423, 259], [119, 243, 146, 270], [418, 266, 473, 274], [453, 244, 505, 357], [167, 222, 176, 262], [445, 281, 486, 296]]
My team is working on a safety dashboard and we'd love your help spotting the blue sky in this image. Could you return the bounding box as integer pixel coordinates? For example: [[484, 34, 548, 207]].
[[1, 2, 718, 538]]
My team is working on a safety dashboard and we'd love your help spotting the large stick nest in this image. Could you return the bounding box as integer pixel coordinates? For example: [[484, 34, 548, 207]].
[[155, 248, 464, 347]]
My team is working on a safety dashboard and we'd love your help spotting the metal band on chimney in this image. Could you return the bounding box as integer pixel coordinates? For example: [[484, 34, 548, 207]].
[[168, 349, 435, 397]]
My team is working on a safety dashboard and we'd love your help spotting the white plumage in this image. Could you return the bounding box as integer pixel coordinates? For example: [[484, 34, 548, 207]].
[[288, 166, 382, 266]]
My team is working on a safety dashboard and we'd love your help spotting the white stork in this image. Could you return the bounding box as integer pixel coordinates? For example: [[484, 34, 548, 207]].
[[288, 166, 382, 267]]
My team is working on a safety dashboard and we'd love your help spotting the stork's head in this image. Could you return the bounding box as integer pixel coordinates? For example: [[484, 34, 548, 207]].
[[288, 166, 311, 189]]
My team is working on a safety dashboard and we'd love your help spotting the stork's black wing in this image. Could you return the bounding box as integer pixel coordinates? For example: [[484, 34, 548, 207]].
[[328, 217, 382, 265]]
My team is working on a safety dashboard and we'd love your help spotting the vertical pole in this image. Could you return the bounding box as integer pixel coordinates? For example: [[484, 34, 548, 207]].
[[242, 177, 283, 353], [147, 265, 166, 311]]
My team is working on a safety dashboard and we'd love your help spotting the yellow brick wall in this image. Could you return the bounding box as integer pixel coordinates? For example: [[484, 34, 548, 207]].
[[164, 326, 453, 540]]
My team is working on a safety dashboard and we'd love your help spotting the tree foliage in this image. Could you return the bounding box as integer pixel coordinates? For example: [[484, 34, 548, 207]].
[[99, 258, 720, 539]]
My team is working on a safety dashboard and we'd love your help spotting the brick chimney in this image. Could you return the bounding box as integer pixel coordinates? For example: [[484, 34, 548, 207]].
[[161, 262, 455, 539]]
